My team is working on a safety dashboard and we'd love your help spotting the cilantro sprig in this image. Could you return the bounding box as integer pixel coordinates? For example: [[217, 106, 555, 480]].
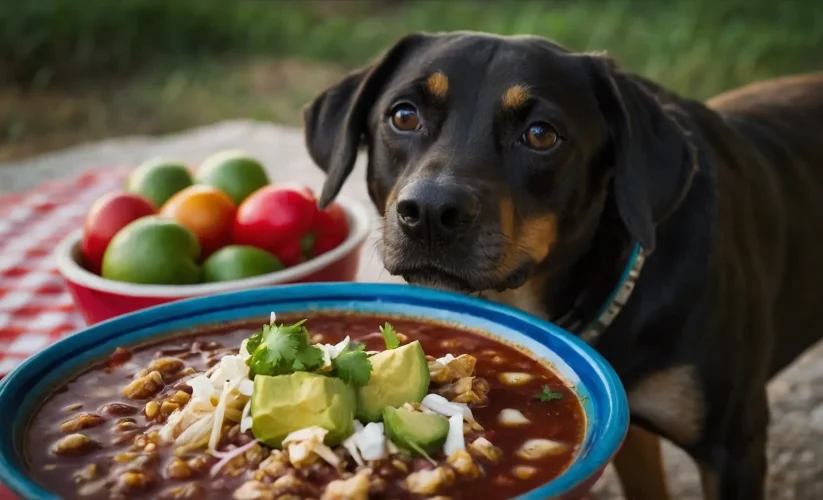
[[245, 318, 373, 387], [379, 322, 400, 350], [535, 385, 564, 402], [331, 341, 372, 387], [247, 319, 325, 377]]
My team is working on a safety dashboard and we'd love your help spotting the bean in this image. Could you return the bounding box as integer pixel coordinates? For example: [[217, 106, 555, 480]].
[[72, 463, 99, 483], [148, 357, 185, 376], [116, 471, 154, 491], [52, 434, 98, 456], [169, 390, 191, 406], [100, 403, 139, 417], [166, 458, 192, 479], [160, 401, 180, 418], [145, 401, 160, 419], [60, 413, 104, 433], [159, 483, 205, 499], [123, 371, 164, 399]]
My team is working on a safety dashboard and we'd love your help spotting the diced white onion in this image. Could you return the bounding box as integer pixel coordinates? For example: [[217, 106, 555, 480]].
[[355, 422, 388, 461], [422, 394, 474, 421], [313, 443, 342, 467], [282, 427, 340, 468], [317, 336, 352, 369], [187, 375, 214, 402], [342, 435, 365, 467], [238, 379, 254, 397], [443, 414, 465, 456]]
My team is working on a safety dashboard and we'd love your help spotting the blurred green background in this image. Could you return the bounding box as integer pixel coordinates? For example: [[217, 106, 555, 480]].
[[2, 0, 821, 162]]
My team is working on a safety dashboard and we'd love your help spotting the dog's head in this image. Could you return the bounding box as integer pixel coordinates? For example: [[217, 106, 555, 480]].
[[304, 32, 695, 296]]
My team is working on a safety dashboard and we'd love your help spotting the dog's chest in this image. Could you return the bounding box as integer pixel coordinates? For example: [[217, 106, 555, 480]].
[[626, 365, 705, 445]]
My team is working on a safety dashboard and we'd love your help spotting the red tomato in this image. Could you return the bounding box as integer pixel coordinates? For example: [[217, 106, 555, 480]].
[[276, 183, 316, 203], [233, 185, 318, 265], [306, 202, 350, 257], [160, 185, 237, 257], [82, 191, 156, 274]]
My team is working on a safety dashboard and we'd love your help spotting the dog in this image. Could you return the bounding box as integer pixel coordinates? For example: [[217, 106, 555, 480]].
[[302, 31, 823, 499]]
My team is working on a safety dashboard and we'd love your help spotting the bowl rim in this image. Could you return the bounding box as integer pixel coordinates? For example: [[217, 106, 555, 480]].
[[0, 283, 629, 500], [55, 194, 372, 297]]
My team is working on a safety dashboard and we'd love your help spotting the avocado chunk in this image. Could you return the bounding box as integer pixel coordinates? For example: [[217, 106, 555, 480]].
[[383, 406, 449, 456], [356, 341, 430, 422], [251, 371, 356, 448]]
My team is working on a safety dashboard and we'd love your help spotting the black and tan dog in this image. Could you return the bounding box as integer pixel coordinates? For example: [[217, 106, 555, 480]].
[[302, 31, 823, 499]]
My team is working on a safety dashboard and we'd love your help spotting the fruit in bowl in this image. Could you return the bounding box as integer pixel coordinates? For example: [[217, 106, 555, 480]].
[[101, 216, 202, 285], [0, 284, 629, 500], [125, 158, 193, 208], [78, 151, 352, 286], [81, 192, 156, 274], [57, 150, 371, 324], [202, 245, 284, 282], [234, 185, 349, 267], [194, 149, 271, 205], [160, 185, 237, 257]]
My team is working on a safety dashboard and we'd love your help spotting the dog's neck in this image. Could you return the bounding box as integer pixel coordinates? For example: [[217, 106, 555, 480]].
[[486, 200, 641, 344]]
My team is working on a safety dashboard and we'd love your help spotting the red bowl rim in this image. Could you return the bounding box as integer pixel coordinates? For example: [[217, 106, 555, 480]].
[[56, 195, 373, 298]]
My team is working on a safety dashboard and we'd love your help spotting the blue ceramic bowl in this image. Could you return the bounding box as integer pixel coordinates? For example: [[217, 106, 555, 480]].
[[0, 283, 628, 500]]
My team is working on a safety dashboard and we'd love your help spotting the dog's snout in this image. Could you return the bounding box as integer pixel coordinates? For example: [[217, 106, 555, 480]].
[[396, 180, 479, 244]]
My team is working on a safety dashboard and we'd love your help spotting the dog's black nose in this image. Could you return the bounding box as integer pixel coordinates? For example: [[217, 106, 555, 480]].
[[395, 180, 479, 244]]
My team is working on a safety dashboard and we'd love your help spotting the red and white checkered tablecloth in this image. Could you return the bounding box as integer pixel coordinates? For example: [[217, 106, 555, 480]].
[[0, 167, 130, 378]]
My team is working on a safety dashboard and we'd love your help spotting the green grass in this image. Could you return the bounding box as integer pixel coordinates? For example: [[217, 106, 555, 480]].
[[2, 0, 822, 161]]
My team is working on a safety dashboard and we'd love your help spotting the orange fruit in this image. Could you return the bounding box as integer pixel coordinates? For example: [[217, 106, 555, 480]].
[[160, 185, 237, 257]]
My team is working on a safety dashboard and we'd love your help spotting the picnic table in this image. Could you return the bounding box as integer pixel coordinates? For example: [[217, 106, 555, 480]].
[[2, 121, 822, 499]]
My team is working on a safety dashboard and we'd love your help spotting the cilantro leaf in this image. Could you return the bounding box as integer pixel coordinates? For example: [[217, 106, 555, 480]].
[[379, 322, 400, 350], [247, 320, 307, 377], [535, 385, 564, 402], [332, 347, 372, 387], [347, 340, 366, 353], [263, 324, 301, 359], [249, 345, 292, 377], [294, 343, 324, 372], [246, 330, 263, 354]]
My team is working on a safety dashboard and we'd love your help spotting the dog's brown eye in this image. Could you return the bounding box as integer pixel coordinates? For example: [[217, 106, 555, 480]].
[[390, 104, 421, 132], [523, 122, 559, 150]]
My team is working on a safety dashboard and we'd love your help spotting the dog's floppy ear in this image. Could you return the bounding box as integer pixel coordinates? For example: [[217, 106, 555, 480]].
[[303, 33, 429, 208], [587, 55, 697, 253]]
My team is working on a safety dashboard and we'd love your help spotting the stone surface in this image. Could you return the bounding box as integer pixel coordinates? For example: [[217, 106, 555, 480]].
[[3, 121, 821, 499]]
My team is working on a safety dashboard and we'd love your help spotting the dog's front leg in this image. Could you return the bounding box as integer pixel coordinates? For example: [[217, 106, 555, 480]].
[[695, 387, 769, 500], [613, 426, 670, 500]]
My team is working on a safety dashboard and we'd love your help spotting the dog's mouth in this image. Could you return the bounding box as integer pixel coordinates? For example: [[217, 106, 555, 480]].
[[396, 261, 533, 296], [402, 267, 480, 294]]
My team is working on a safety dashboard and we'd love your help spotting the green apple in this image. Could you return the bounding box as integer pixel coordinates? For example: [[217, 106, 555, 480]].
[[102, 217, 201, 285]]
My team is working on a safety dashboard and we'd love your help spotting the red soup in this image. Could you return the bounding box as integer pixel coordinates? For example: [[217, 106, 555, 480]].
[[25, 313, 585, 499]]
